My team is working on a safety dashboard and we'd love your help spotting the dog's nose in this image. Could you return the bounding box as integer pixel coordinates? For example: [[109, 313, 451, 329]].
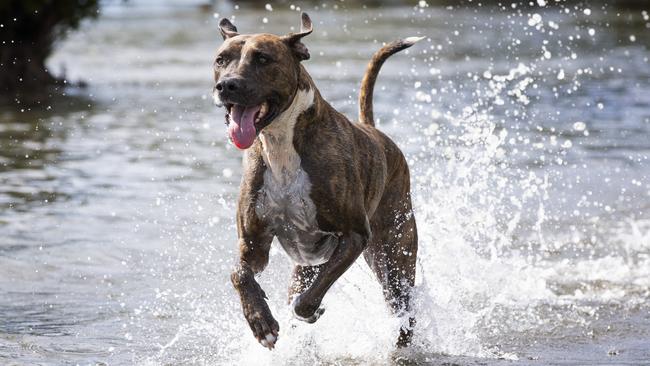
[[216, 77, 242, 93]]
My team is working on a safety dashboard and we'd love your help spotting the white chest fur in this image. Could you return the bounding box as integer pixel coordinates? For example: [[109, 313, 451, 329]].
[[258, 88, 314, 190], [254, 88, 337, 265]]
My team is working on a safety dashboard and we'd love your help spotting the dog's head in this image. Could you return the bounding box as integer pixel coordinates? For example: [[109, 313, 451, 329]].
[[213, 13, 313, 150]]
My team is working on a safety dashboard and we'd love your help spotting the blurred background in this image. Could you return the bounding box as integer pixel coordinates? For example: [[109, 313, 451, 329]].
[[0, 1, 649, 365]]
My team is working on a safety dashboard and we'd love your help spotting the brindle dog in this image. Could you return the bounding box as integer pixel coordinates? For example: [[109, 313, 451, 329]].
[[213, 13, 420, 350]]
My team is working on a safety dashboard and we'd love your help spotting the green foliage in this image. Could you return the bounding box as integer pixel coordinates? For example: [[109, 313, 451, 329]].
[[0, 0, 99, 40], [0, 0, 99, 94]]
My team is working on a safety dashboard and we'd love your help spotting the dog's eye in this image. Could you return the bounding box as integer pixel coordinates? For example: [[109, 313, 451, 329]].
[[257, 55, 270, 65], [215, 56, 227, 67]]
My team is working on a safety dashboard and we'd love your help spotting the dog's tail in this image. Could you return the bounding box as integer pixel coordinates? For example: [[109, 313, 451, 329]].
[[359, 36, 425, 126]]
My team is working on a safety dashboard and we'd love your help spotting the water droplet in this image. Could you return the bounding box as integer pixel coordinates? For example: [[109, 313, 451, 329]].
[[528, 14, 542, 27], [572, 121, 586, 131]]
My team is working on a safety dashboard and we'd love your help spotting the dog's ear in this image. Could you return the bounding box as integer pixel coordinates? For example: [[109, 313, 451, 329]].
[[282, 12, 313, 61], [219, 18, 239, 40]]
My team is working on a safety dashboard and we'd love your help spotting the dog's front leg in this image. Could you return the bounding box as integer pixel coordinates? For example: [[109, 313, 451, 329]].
[[292, 231, 367, 322], [231, 237, 279, 349]]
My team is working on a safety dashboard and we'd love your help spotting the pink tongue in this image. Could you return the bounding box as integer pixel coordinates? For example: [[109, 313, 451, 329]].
[[228, 104, 261, 149]]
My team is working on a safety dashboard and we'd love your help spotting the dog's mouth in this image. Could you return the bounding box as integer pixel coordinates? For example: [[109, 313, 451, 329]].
[[225, 101, 274, 150]]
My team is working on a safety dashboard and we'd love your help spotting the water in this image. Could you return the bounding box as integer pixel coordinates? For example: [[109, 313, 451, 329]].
[[1, 2, 649, 365]]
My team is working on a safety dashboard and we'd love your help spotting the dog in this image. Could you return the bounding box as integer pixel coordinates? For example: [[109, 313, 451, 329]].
[[213, 13, 420, 350]]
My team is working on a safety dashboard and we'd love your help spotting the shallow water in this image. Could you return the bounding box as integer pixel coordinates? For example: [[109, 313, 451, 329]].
[[1, 1, 649, 365]]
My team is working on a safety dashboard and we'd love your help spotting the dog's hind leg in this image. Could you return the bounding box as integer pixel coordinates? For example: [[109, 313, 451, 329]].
[[364, 183, 418, 348]]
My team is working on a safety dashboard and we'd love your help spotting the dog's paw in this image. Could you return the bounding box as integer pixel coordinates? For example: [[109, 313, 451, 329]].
[[294, 306, 325, 324], [291, 295, 325, 323], [243, 304, 279, 349], [259, 332, 278, 350]]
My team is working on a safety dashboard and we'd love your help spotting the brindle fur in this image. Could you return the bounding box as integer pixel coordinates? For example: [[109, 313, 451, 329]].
[[215, 13, 419, 349]]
